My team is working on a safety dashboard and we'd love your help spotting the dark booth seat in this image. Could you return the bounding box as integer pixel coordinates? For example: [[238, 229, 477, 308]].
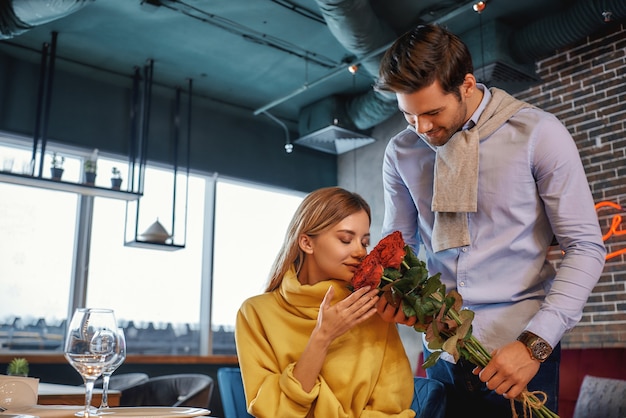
[[120, 373, 214, 409], [93, 373, 150, 391]]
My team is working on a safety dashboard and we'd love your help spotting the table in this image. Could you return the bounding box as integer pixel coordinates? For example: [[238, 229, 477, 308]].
[[3, 405, 213, 417], [38, 382, 121, 407]]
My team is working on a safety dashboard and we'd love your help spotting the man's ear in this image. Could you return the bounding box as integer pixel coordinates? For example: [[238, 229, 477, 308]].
[[461, 73, 477, 97], [299, 234, 314, 254]]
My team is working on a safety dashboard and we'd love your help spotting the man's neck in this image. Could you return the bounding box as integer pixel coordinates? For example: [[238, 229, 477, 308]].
[[466, 85, 485, 121]]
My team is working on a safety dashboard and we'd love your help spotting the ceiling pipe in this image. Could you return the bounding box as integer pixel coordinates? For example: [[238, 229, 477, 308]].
[[0, 0, 94, 39], [316, 0, 395, 79], [313, 0, 397, 130], [314, 0, 626, 131], [255, 0, 478, 130], [252, 41, 393, 117], [307, 0, 479, 131], [510, 0, 626, 62]]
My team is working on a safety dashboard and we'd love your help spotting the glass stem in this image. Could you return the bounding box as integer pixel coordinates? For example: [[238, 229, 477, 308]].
[[100, 374, 111, 409], [84, 379, 95, 417]]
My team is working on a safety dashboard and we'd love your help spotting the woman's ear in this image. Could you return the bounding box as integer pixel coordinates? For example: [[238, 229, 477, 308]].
[[299, 234, 314, 254]]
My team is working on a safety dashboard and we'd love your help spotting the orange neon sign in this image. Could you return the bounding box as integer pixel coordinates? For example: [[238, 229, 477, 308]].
[[595, 201, 626, 260]]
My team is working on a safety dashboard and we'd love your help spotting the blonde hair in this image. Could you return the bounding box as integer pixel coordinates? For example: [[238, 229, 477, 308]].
[[265, 187, 371, 292]]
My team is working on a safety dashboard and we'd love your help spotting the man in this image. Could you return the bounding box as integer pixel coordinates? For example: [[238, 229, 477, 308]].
[[374, 24, 606, 417]]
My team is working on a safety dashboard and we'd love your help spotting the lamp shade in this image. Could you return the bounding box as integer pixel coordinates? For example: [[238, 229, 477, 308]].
[[139, 219, 171, 243]]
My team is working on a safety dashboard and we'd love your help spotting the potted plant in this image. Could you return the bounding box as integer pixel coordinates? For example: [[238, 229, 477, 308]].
[[83, 148, 98, 185], [6, 357, 29, 376], [50, 152, 65, 181], [111, 167, 123, 190], [84, 161, 97, 185]]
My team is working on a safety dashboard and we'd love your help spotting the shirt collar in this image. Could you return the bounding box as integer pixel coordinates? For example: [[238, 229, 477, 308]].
[[463, 83, 490, 131]]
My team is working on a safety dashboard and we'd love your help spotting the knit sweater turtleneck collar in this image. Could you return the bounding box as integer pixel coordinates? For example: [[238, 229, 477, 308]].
[[277, 266, 351, 318]]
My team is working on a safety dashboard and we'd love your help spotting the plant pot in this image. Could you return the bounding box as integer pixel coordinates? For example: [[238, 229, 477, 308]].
[[111, 177, 123, 190], [84, 172, 97, 185], [50, 167, 64, 181]]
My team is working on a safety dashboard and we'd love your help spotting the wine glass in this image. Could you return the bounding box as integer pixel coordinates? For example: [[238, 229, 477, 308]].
[[98, 328, 126, 411], [64, 308, 119, 417]]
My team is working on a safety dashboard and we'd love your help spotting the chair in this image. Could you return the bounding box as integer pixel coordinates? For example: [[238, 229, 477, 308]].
[[120, 373, 214, 409], [572, 375, 626, 418], [93, 373, 150, 391], [411, 377, 446, 418], [217, 368, 443, 418], [217, 367, 253, 418]]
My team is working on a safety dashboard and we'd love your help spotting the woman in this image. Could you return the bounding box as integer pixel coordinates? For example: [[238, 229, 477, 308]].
[[236, 187, 416, 418]]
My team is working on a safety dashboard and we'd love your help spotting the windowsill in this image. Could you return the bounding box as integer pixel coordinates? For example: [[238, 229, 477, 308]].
[[0, 171, 142, 200]]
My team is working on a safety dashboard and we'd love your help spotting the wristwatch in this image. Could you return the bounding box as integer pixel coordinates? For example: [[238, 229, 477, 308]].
[[517, 331, 553, 362]]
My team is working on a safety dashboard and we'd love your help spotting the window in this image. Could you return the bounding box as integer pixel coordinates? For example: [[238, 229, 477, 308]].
[[0, 136, 304, 355], [211, 180, 304, 353], [0, 144, 78, 351], [0, 183, 77, 350], [87, 163, 206, 355]]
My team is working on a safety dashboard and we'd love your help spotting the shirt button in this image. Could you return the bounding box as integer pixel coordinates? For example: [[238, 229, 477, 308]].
[[462, 247, 468, 252], [459, 281, 465, 287]]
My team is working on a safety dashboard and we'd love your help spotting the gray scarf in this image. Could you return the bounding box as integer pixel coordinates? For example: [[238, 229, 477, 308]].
[[431, 88, 532, 252]]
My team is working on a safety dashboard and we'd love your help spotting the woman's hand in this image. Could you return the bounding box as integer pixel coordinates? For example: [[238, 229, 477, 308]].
[[294, 285, 379, 392], [314, 285, 380, 342]]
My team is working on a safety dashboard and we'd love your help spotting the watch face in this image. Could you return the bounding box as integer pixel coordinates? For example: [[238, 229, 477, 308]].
[[532, 340, 551, 360]]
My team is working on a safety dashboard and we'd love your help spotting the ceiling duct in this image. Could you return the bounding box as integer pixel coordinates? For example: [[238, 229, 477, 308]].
[[313, 0, 398, 132], [295, 95, 375, 155], [510, 0, 626, 63], [291, 0, 393, 154], [0, 0, 94, 39], [309, 0, 625, 133], [462, 19, 540, 93]]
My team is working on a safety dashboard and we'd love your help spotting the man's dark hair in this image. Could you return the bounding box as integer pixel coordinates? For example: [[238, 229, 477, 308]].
[[375, 24, 474, 100]]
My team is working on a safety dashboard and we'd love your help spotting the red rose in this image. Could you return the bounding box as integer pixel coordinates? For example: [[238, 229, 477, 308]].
[[351, 253, 383, 290], [372, 231, 405, 269]]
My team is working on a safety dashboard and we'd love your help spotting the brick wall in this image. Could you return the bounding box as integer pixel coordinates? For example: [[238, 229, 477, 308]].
[[515, 23, 626, 349]]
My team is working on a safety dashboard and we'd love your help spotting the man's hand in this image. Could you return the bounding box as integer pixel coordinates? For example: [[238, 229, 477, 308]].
[[473, 341, 541, 399], [375, 297, 417, 326]]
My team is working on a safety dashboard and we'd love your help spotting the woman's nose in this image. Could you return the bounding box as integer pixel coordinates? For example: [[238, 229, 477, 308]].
[[354, 244, 367, 260]]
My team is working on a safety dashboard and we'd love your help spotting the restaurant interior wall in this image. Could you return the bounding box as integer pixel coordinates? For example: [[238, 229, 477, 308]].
[[515, 24, 626, 351], [0, 48, 336, 193]]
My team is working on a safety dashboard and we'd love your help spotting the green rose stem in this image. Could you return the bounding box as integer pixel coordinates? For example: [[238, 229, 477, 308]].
[[354, 237, 558, 418], [430, 293, 559, 418], [381, 275, 394, 284]]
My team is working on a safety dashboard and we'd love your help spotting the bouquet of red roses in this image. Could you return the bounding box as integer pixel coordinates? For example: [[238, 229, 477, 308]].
[[351, 231, 559, 418]]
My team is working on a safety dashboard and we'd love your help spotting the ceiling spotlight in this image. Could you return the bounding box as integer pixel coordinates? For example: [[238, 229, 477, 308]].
[[473, 1, 486, 13], [602, 11, 613, 22], [348, 64, 359, 75], [284, 143, 293, 153]]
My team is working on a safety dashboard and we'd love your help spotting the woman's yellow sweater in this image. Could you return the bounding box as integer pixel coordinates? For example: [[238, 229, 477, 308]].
[[236, 267, 416, 418]]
